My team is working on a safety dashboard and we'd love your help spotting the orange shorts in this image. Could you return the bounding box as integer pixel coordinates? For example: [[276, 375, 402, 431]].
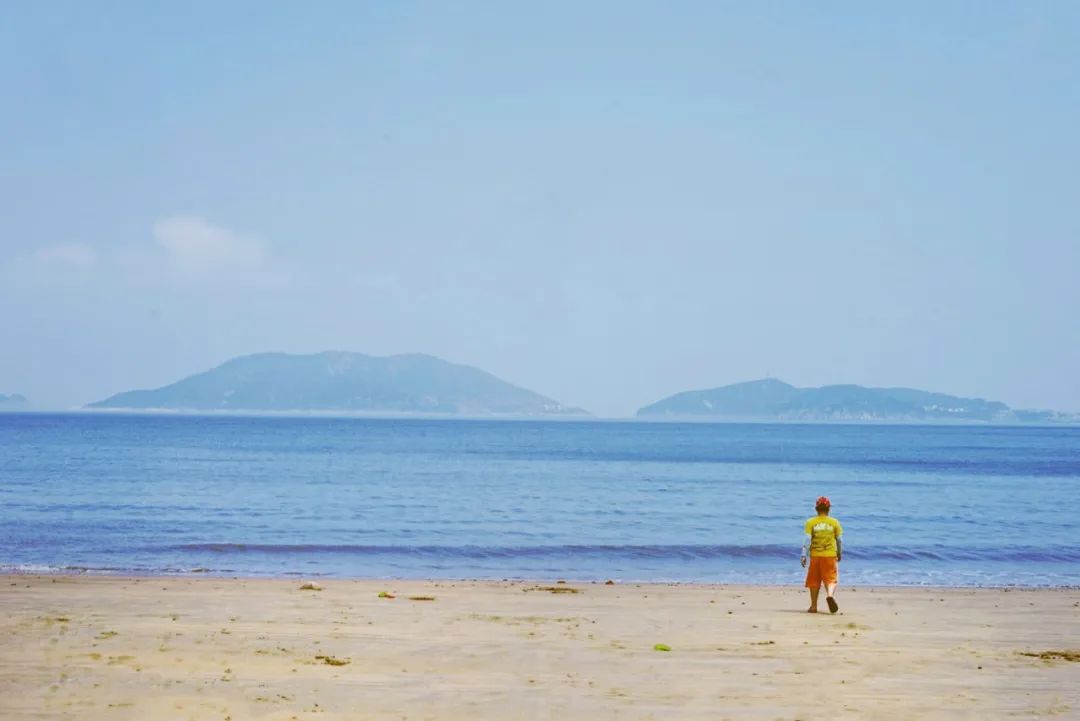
[[805, 556, 838, 587]]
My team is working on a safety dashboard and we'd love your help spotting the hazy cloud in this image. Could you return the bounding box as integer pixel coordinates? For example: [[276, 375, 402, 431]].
[[153, 216, 265, 275]]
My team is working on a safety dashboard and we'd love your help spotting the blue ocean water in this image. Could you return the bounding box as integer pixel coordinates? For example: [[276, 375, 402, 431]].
[[1, 413, 1078, 586]]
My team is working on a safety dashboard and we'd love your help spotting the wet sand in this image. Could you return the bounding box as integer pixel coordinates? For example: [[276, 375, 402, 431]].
[[2, 575, 1078, 720]]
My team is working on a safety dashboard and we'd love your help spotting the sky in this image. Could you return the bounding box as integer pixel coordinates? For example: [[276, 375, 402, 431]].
[[2, 1, 1078, 417]]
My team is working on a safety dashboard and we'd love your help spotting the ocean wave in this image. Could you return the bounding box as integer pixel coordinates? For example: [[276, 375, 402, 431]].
[[0, 563, 70, 575], [165, 543, 1080, 563], [0, 563, 247, 576]]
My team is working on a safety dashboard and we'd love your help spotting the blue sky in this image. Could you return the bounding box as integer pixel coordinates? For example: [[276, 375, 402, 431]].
[[2, 1, 1078, 415]]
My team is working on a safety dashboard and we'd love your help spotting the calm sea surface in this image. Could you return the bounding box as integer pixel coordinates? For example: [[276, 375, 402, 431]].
[[2, 413, 1078, 586]]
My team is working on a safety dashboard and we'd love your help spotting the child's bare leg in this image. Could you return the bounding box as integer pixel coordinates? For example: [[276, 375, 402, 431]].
[[808, 586, 820, 612], [825, 581, 839, 613]]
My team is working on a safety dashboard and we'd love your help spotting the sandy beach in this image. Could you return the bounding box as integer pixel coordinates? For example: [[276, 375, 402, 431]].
[[2, 576, 1077, 720]]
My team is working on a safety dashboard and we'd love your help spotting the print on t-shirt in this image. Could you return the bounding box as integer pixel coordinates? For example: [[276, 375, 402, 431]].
[[805, 516, 843, 557]]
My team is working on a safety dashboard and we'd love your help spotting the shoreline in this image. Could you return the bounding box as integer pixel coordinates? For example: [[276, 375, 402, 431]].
[[4, 565, 1075, 587], [4, 575, 1078, 720], [5, 569, 1079, 590]]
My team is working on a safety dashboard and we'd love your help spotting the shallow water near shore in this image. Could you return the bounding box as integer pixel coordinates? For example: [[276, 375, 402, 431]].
[[2, 413, 1078, 586]]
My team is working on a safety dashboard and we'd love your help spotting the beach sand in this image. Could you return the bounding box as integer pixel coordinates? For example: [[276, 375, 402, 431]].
[[2, 576, 1077, 720]]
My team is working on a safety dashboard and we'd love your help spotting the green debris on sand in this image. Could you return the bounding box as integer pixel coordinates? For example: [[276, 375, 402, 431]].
[[378, 591, 396, 599], [653, 643, 671, 652], [315, 655, 351, 666], [528, 586, 580, 594], [1020, 650, 1080, 662]]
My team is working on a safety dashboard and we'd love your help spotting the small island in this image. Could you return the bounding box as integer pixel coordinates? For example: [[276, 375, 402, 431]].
[[637, 378, 1077, 423], [87, 351, 587, 416]]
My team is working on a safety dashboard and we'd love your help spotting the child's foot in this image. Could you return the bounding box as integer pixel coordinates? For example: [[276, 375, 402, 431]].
[[826, 596, 839, 614], [807, 607, 818, 613]]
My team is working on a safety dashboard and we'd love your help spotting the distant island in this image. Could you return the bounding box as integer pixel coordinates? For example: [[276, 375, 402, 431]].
[[88, 352, 588, 416], [0, 393, 29, 410], [637, 378, 1078, 424]]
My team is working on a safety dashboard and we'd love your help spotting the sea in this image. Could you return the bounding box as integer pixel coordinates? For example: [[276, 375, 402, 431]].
[[2, 413, 1078, 587]]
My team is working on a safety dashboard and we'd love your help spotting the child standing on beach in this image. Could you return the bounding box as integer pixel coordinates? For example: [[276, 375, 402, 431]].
[[801, 496, 842, 613]]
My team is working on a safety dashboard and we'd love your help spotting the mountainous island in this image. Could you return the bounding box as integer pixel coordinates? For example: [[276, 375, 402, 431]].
[[0, 393, 29, 410], [88, 352, 587, 416], [637, 378, 1077, 424]]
